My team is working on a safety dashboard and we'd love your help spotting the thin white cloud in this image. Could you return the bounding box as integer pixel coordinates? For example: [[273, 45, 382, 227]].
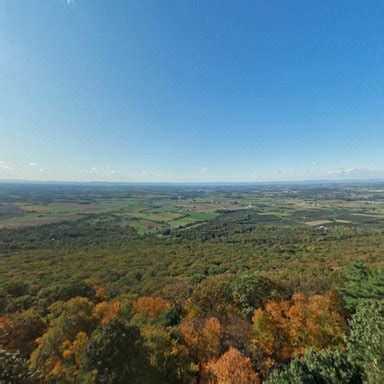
[[81, 166, 121, 176], [126, 170, 175, 178], [327, 168, 384, 179], [29, 162, 38, 167], [80, 167, 175, 179], [0, 161, 14, 170]]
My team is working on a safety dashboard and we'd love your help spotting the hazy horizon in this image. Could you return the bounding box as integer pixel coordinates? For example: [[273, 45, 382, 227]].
[[1, 176, 384, 186]]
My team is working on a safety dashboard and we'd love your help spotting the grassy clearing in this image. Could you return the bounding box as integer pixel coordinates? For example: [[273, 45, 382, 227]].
[[351, 212, 381, 217], [0, 212, 84, 229], [187, 211, 221, 221], [128, 221, 151, 235], [133, 211, 183, 222], [168, 217, 199, 229], [304, 220, 333, 226]]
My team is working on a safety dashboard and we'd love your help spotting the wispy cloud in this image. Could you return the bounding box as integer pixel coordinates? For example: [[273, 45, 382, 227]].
[[81, 166, 121, 176], [80, 167, 175, 179], [0, 161, 14, 170], [125, 170, 175, 178], [191, 167, 210, 180], [29, 162, 38, 167], [327, 168, 384, 179]]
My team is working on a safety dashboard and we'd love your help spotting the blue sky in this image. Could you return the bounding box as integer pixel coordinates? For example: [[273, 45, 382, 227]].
[[1, 0, 383, 182]]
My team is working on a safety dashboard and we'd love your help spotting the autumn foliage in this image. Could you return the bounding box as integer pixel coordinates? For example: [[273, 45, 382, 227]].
[[94, 300, 121, 324], [202, 317, 222, 360], [0, 309, 45, 357], [134, 296, 170, 318], [205, 347, 260, 384], [252, 292, 346, 371], [1, 260, 380, 383], [180, 316, 223, 364]]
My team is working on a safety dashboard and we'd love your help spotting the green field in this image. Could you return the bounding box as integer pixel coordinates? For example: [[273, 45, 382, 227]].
[[2, 184, 384, 233]]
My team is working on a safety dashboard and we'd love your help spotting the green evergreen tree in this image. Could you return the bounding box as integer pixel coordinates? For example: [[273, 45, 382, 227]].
[[339, 261, 383, 312], [347, 300, 384, 383], [266, 347, 362, 384]]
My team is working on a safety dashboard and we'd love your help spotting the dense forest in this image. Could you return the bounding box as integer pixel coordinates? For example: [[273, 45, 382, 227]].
[[0, 183, 383, 383]]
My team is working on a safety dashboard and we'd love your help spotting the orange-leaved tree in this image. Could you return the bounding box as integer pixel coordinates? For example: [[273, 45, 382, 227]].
[[204, 347, 260, 384], [134, 296, 170, 319], [180, 316, 223, 364], [251, 292, 346, 373], [94, 300, 121, 324]]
